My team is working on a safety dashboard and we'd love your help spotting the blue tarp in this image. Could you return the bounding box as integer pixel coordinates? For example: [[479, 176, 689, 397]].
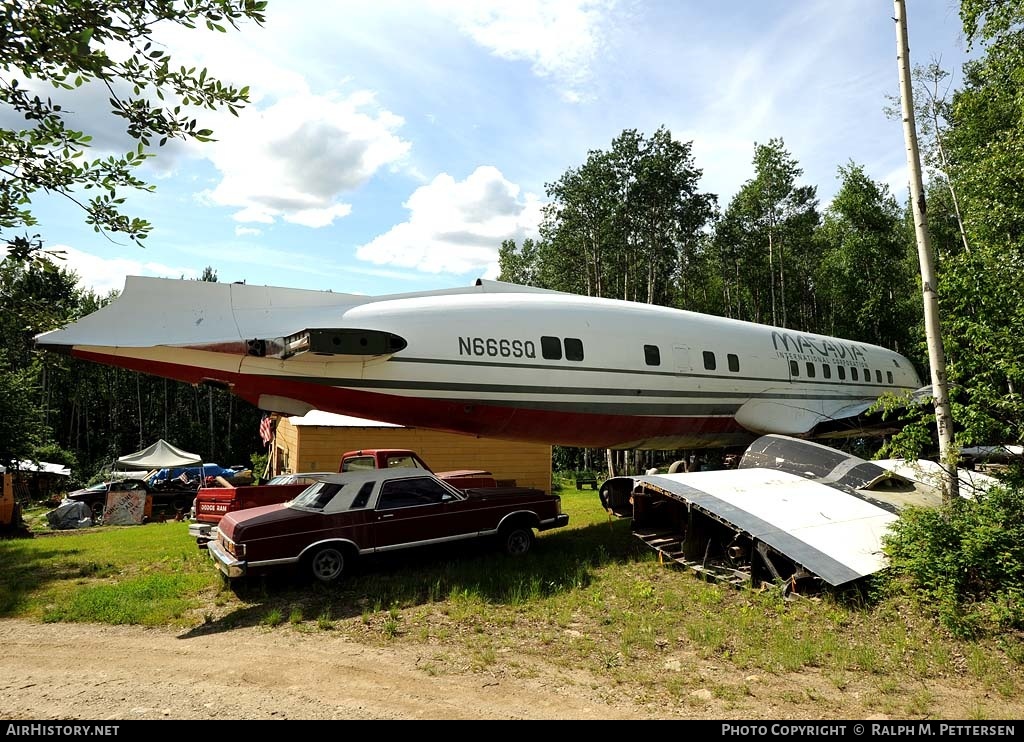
[[150, 463, 235, 484]]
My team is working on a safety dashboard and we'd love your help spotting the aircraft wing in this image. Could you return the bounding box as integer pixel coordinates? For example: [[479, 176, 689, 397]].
[[610, 468, 898, 587], [596, 434, 961, 588]]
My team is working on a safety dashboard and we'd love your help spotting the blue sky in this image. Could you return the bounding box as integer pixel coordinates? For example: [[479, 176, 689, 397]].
[[24, 0, 970, 297]]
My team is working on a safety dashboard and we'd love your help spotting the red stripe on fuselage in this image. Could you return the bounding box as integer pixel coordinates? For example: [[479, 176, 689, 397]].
[[73, 349, 750, 449]]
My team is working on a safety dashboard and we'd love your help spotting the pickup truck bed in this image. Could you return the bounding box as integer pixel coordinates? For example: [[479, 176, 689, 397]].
[[189, 482, 310, 541]]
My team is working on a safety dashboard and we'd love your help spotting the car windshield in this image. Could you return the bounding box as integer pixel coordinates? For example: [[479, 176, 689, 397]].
[[290, 481, 347, 510], [266, 475, 293, 485]]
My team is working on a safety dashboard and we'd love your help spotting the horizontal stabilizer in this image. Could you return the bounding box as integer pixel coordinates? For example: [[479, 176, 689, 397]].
[[34, 276, 370, 350]]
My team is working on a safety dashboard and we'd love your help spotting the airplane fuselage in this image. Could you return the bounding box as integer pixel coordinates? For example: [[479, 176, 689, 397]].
[[37, 278, 922, 449]]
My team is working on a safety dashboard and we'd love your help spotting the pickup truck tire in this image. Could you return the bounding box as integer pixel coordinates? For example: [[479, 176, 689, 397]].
[[308, 545, 347, 583], [499, 525, 534, 557]]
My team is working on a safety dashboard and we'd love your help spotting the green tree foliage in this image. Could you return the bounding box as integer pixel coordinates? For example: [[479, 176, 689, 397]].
[[934, 0, 1024, 449], [946, 5, 1024, 257], [939, 249, 1024, 447], [883, 14, 1024, 592], [0, 257, 82, 467], [496, 238, 538, 285], [511, 126, 716, 305], [710, 138, 819, 328], [0, 350, 46, 468], [815, 163, 919, 356], [883, 483, 1024, 637], [0, 0, 266, 260], [0, 254, 82, 368]]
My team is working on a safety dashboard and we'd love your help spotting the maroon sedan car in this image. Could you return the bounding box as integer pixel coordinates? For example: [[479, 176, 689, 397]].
[[207, 468, 568, 583]]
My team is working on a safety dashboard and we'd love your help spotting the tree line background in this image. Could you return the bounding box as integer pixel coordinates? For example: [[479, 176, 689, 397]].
[[500, 2, 1024, 475], [0, 263, 266, 485], [1, 0, 1022, 486]]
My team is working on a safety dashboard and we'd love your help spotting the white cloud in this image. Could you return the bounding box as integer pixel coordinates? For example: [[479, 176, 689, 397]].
[[434, 0, 617, 101], [197, 90, 411, 227], [356, 166, 542, 275], [234, 226, 263, 237], [285, 203, 354, 229], [54, 246, 199, 295]]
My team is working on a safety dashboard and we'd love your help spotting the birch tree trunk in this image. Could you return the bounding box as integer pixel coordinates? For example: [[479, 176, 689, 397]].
[[894, 0, 959, 504]]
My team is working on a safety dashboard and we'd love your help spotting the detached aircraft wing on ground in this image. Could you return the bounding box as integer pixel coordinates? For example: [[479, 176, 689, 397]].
[[598, 435, 984, 591], [35, 277, 924, 450]]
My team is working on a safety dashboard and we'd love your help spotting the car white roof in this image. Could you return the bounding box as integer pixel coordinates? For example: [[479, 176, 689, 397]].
[[314, 467, 438, 487]]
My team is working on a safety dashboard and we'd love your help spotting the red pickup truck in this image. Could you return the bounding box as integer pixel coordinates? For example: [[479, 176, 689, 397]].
[[189, 449, 498, 542], [340, 449, 497, 489]]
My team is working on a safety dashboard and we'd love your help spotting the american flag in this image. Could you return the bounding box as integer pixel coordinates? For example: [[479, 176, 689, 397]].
[[259, 414, 274, 447]]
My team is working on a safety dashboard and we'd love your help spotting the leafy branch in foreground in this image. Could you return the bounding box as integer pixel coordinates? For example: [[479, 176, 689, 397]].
[[0, 0, 266, 261]]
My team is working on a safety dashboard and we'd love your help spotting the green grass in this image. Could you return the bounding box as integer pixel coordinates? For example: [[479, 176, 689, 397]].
[[261, 608, 284, 627], [0, 520, 218, 624], [40, 572, 212, 625], [2, 490, 1023, 716]]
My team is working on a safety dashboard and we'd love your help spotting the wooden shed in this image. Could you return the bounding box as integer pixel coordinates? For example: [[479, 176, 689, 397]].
[[271, 411, 552, 493]]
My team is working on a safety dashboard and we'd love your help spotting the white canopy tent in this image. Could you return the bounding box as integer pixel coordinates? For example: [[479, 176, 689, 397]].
[[116, 439, 202, 470]]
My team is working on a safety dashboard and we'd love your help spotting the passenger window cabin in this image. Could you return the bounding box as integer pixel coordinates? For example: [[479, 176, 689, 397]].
[[805, 361, 816, 378], [565, 338, 584, 362], [875, 369, 882, 384], [851, 367, 859, 381], [838, 366, 846, 381], [887, 371, 893, 384], [542, 336, 584, 362], [644, 345, 661, 366], [727, 353, 739, 372], [790, 360, 799, 377], [541, 336, 562, 360], [703, 351, 716, 371], [822, 364, 832, 379]]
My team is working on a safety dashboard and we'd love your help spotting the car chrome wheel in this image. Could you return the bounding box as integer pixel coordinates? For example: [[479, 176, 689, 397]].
[[502, 526, 534, 556], [309, 546, 345, 583]]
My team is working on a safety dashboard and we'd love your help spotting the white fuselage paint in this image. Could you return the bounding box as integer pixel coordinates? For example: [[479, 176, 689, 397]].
[[36, 277, 922, 449]]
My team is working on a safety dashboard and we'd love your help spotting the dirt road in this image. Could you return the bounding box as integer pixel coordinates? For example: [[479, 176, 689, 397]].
[[0, 619, 654, 720], [6, 617, 1021, 721]]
